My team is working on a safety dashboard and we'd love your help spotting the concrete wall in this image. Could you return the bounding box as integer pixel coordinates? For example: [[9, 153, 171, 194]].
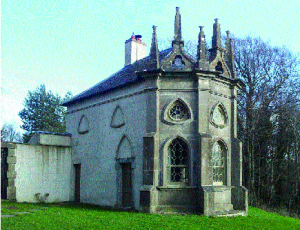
[[3, 140, 72, 203]]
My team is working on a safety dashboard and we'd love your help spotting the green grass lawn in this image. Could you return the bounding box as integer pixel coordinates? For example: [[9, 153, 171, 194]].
[[1, 201, 299, 230]]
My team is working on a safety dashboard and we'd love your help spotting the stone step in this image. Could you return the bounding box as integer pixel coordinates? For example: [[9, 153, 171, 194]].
[[215, 210, 246, 217], [214, 203, 233, 211]]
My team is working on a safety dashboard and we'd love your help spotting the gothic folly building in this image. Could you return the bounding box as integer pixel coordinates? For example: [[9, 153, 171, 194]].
[[63, 7, 248, 216]]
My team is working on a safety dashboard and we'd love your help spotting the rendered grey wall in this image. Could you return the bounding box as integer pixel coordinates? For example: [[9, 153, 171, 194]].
[[66, 82, 150, 209]]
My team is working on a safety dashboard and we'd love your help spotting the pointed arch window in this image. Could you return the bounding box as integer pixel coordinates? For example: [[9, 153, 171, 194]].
[[167, 138, 189, 183], [78, 115, 89, 134], [212, 141, 227, 185], [211, 103, 228, 128], [116, 136, 134, 159], [111, 106, 125, 128]]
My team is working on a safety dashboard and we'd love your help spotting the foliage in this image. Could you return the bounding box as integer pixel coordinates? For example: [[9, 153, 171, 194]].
[[1, 122, 22, 142], [1, 202, 299, 230], [18, 84, 72, 143], [234, 36, 300, 214]]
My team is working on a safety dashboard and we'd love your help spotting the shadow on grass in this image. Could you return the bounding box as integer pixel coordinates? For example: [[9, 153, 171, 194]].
[[1, 201, 138, 215]]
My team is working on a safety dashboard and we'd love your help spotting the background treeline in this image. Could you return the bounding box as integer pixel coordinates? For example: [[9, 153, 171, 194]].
[[1, 85, 72, 143], [234, 36, 300, 216]]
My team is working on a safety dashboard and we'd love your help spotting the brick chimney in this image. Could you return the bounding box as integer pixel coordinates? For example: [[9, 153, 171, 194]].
[[125, 34, 147, 66]]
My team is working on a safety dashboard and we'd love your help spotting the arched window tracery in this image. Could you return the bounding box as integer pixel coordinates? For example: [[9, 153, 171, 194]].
[[212, 141, 227, 185], [167, 138, 189, 183]]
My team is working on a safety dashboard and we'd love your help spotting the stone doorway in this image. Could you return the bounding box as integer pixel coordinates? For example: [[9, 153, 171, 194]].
[[74, 164, 81, 202], [121, 163, 133, 208]]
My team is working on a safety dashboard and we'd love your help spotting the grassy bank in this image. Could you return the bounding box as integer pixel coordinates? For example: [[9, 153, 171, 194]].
[[1, 201, 299, 229]]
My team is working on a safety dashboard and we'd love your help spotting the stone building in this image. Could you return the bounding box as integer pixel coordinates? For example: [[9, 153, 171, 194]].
[[63, 7, 248, 216]]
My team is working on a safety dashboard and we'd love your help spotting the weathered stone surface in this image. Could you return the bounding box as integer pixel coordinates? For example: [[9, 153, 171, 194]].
[[7, 156, 16, 164], [8, 163, 15, 172], [8, 148, 16, 157], [7, 186, 16, 200], [7, 170, 16, 178], [8, 178, 15, 187]]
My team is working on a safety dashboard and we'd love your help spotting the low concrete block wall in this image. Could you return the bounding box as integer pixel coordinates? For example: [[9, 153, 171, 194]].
[[14, 144, 72, 203], [2, 136, 72, 203]]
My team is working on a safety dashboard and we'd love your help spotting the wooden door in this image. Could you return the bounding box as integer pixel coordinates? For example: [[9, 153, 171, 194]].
[[121, 163, 133, 208], [74, 164, 81, 202]]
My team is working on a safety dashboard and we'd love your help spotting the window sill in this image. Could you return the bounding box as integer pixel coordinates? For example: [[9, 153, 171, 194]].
[[156, 185, 197, 190], [201, 185, 234, 192]]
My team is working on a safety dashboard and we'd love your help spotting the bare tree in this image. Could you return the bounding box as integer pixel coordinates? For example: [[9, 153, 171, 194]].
[[234, 36, 300, 214], [1, 122, 23, 143]]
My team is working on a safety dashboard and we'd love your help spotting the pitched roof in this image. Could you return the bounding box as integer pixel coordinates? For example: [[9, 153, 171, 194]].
[[63, 48, 173, 106]]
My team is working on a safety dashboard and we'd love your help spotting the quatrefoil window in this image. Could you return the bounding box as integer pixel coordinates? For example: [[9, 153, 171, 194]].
[[163, 99, 192, 125], [169, 101, 189, 121]]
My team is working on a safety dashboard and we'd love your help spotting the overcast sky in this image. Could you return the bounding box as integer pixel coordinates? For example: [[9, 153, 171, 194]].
[[2, 0, 300, 131]]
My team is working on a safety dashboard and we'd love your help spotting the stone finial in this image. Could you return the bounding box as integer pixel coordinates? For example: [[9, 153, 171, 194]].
[[212, 18, 221, 48], [172, 7, 184, 47], [226, 30, 230, 38], [174, 7, 182, 41], [224, 30, 236, 78], [153, 25, 157, 32], [209, 18, 225, 62], [225, 30, 231, 49], [149, 25, 160, 69], [197, 26, 208, 70]]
